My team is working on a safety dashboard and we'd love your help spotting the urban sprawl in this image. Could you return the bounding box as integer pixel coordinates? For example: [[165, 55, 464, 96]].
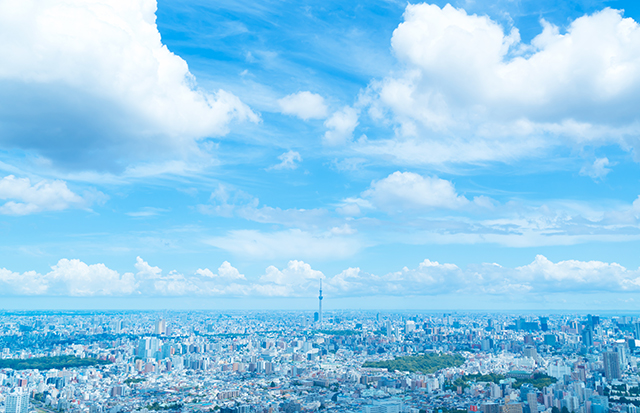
[[0, 309, 637, 413]]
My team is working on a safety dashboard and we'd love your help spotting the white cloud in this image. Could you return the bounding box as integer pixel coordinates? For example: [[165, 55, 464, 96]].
[[260, 260, 324, 296], [358, 5, 640, 164], [278, 91, 328, 120], [336, 197, 374, 216], [323, 106, 359, 146], [196, 261, 245, 280], [134, 256, 162, 279], [0, 174, 104, 215], [198, 183, 258, 218], [270, 150, 302, 170], [323, 255, 640, 297], [0, 269, 48, 295], [3, 254, 640, 298], [580, 157, 612, 180], [0, 259, 135, 296], [47, 259, 137, 296], [197, 184, 330, 228], [125, 207, 169, 217], [0, 0, 257, 171], [361, 171, 469, 212], [205, 229, 362, 260], [330, 224, 357, 235]]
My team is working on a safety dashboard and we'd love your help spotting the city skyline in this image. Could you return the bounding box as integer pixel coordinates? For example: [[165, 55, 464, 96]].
[[0, 310, 635, 413], [3, 0, 640, 309]]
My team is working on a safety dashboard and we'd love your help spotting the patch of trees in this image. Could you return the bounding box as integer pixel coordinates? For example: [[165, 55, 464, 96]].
[[0, 355, 111, 370], [362, 353, 465, 373]]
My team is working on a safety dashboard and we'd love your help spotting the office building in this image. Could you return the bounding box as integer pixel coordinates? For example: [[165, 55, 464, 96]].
[[155, 319, 166, 335], [6, 391, 29, 413], [527, 392, 539, 413], [404, 320, 415, 334], [582, 327, 593, 348], [603, 351, 621, 380], [482, 403, 500, 413]]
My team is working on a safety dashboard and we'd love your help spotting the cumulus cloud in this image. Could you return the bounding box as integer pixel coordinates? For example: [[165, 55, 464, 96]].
[[196, 261, 245, 280], [358, 5, 640, 164], [323, 106, 359, 146], [324, 255, 640, 297], [48, 259, 137, 296], [270, 150, 302, 170], [580, 157, 613, 180], [0, 259, 135, 296], [4, 254, 640, 298], [0, 0, 257, 171], [0, 174, 104, 215], [361, 171, 469, 212], [257, 261, 324, 296], [278, 91, 328, 120]]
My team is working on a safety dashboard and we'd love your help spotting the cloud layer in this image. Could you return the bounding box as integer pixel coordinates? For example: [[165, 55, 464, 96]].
[[2, 255, 640, 298]]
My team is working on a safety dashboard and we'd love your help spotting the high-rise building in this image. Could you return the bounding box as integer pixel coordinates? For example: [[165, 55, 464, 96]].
[[482, 403, 500, 413], [6, 391, 29, 413], [603, 351, 622, 380], [155, 319, 166, 335], [481, 338, 493, 351], [582, 327, 593, 348], [617, 344, 628, 367], [503, 402, 523, 413], [138, 337, 160, 359], [404, 320, 415, 334], [527, 392, 539, 413], [539, 317, 549, 332], [318, 280, 323, 323], [110, 319, 123, 334], [634, 322, 640, 340], [524, 346, 537, 360]]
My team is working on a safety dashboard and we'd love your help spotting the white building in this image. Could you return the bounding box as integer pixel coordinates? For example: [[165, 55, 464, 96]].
[[6, 391, 29, 413]]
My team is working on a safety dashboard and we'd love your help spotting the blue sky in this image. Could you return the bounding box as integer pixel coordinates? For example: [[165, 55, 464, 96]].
[[2, 0, 640, 309]]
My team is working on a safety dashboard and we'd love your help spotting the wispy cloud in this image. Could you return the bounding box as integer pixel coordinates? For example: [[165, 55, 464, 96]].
[[580, 157, 613, 180], [269, 150, 303, 170], [126, 207, 171, 217]]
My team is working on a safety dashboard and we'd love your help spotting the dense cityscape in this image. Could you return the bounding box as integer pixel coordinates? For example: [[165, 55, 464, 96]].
[[1, 295, 639, 413]]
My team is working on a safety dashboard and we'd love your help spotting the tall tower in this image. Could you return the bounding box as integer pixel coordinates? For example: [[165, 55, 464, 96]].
[[318, 280, 323, 323]]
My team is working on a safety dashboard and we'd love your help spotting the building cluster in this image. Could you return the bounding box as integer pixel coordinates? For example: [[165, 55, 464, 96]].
[[0, 311, 639, 413]]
